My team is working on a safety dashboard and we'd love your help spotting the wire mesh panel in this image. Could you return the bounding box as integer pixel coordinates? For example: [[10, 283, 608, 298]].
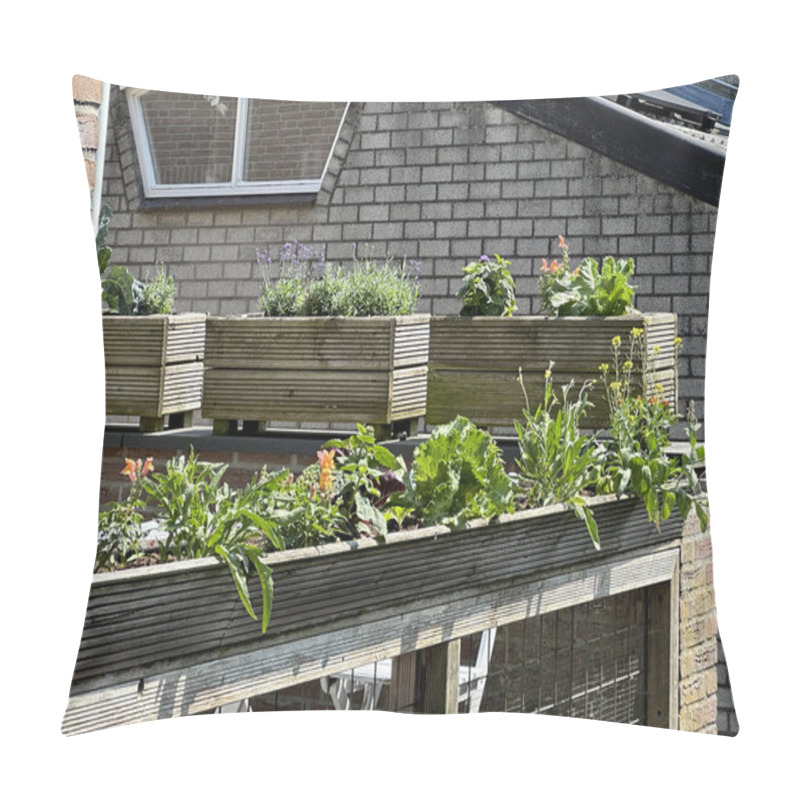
[[247, 588, 658, 720], [469, 588, 650, 722]]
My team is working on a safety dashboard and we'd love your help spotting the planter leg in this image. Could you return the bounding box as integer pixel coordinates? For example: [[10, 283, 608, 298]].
[[212, 419, 238, 436], [242, 420, 268, 434], [371, 418, 419, 442], [139, 416, 165, 433], [167, 411, 192, 430]]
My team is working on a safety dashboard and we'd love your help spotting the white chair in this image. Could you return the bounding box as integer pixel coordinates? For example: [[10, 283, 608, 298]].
[[320, 628, 497, 713]]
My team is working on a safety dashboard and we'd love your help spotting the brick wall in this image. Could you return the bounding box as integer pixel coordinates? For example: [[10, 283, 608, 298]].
[[679, 510, 719, 733], [98, 91, 718, 429], [72, 75, 104, 200]]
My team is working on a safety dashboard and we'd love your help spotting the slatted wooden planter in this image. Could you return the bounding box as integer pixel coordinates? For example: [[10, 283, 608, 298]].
[[63, 495, 685, 734], [426, 312, 678, 429], [103, 314, 206, 432], [202, 314, 430, 437]]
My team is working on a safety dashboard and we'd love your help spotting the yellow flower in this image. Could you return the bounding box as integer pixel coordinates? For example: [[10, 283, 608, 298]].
[[623, 360, 633, 371], [653, 345, 661, 354], [611, 336, 621, 348], [598, 363, 609, 375], [631, 328, 643, 339], [674, 336, 683, 347]]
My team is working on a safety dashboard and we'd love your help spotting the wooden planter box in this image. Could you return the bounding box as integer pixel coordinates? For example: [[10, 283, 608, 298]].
[[63, 495, 684, 734], [103, 313, 206, 432], [201, 314, 430, 437], [426, 313, 678, 428]]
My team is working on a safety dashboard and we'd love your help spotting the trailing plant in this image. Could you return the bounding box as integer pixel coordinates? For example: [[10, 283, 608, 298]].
[[98, 450, 283, 633], [594, 330, 708, 531], [258, 241, 420, 317], [97, 206, 175, 315], [514, 365, 604, 548], [539, 235, 636, 316], [456, 254, 517, 317], [405, 416, 514, 529]]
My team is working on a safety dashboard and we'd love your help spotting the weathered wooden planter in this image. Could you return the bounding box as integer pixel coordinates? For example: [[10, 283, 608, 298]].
[[103, 314, 206, 432], [63, 495, 685, 734], [201, 314, 430, 437], [426, 312, 678, 428]]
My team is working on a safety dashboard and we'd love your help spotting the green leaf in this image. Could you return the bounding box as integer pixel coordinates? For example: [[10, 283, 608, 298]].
[[216, 544, 256, 622]]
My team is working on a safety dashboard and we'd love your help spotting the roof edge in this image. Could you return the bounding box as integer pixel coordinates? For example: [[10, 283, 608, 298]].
[[493, 96, 726, 207]]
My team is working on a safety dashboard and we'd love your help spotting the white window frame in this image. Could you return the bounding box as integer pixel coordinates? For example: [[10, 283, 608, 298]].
[[126, 89, 349, 199]]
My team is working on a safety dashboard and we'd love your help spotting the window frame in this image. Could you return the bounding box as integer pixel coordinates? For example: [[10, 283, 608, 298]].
[[126, 89, 348, 199]]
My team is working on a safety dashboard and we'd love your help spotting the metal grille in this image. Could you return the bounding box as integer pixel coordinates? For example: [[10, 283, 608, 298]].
[[468, 589, 648, 722]]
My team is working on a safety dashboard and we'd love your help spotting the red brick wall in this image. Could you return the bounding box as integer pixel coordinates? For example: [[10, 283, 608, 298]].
[[72, 75, 103, 199]]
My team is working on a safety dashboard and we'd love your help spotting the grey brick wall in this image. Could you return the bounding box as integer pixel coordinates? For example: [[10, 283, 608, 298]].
[[717, 636, 740, 736], [102, 91, 719, 429]]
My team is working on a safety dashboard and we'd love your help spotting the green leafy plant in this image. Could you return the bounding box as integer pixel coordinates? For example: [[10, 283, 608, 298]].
[[514, 365, 604, 548], [595, 331, 708, 531], [539, 235, 636, 316], [405, 416, 514, 529], [97, 206, 175, 315], [456, 254, 517, 317], [258, 241, 420, 317], [322, 425, 409, 539], [256, 426, 408, 547]]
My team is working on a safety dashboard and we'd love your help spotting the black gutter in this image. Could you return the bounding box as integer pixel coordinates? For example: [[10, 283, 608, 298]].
[[493, 96, 726, 207]]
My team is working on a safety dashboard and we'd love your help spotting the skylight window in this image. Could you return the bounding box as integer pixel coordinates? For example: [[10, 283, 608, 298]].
[[126, 89, 348, 199]]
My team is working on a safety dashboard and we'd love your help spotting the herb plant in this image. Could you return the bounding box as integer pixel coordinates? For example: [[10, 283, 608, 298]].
[[539, 236, 636, 316], [514, 365, 603, 548], [405, 416, 514, 529], [456, 254, 517, 317], [258, 241, 420, 317]]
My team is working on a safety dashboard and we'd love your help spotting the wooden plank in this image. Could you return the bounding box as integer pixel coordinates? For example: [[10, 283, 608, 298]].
[[71, 499, 685, 685], [63, 546, 680, 734]]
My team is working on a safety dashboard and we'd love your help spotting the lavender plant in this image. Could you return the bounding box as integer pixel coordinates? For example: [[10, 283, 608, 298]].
[[258, 241, 420, 316]]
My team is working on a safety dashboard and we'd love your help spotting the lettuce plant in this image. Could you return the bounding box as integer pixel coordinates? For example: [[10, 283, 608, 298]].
[[406, 416, 514, 529], [539, 236, 635, 316]]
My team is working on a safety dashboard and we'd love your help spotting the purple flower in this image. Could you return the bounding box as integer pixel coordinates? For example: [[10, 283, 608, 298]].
[[480, 255, 490, 262]]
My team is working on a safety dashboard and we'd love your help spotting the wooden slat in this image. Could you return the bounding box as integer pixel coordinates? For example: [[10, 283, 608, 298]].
[[427, 313, 678, 427], [202, 315, 430, 426], [69, 498, 684, 687], [63, 544, 682, 734]]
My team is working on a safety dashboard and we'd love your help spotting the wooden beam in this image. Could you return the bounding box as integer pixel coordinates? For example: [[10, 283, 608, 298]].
[[417, 639, 460, 714]]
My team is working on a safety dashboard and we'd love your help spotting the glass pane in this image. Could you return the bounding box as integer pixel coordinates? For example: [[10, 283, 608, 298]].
[[244, 100, 347, 182], [139, 91, 237, 185]]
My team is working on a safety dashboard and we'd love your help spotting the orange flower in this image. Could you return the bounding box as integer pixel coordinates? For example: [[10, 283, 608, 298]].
[[317, 449, 335, 493], [121, 459, 138, 483], [141, 457, 154, 478], [540, 258, 548, 272], [558, 235, 566, 250]]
